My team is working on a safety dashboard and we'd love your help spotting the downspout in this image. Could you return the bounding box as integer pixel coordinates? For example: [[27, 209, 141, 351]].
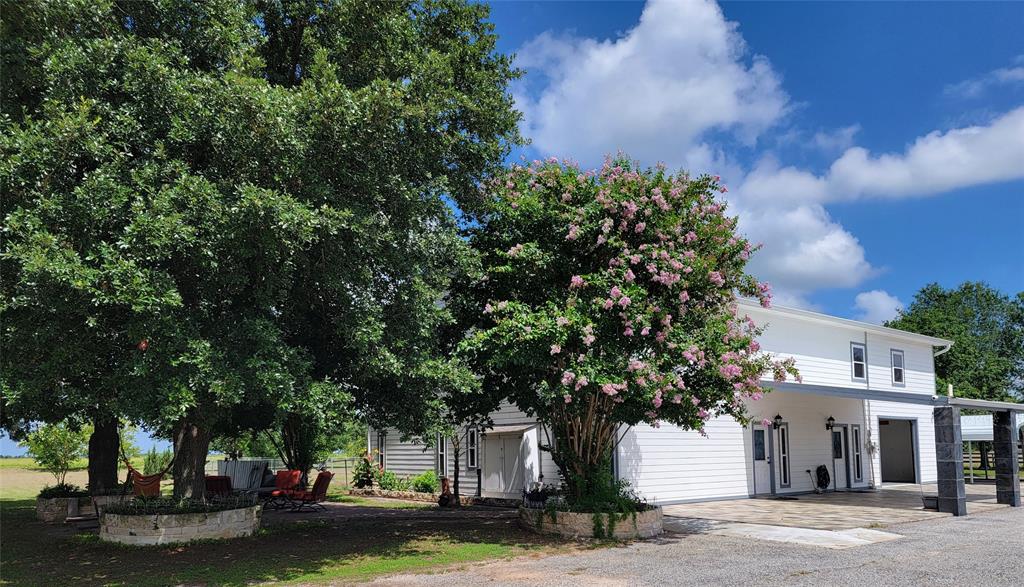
[[933, 342, 953, 358]]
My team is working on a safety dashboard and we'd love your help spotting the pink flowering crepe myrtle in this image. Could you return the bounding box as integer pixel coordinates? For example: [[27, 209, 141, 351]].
[[464, 155, 798, 495]]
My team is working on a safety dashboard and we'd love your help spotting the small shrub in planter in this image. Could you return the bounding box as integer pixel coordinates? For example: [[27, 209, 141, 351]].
[[411, 470, 440, 493], [104, 493, 259, 516], [523, 483, 560, 509], [38, 483, 89, 499]]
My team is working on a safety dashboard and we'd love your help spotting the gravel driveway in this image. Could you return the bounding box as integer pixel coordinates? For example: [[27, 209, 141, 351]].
[[371, 507, 1024, 586]]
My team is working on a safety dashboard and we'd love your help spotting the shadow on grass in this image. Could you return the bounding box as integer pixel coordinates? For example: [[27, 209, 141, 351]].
[[0, 498, 564, 587]]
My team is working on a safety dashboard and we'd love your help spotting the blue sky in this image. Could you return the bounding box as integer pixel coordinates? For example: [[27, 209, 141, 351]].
[[489, 0, 1024, 320], [4, 1, 1021, 456]]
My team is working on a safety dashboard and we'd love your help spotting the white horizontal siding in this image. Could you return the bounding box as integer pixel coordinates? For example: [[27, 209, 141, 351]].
[[620, 392, 871, 504], [743, 307, 937, 397], [367, 427, 480, 494]]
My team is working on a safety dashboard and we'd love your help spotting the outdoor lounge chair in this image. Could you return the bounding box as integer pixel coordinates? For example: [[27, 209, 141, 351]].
[[262, 469, 303, 509], [286, 471, 333, 512]]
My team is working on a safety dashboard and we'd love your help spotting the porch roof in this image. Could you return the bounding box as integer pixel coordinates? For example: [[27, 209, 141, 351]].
[[764, 381, 938, 405], [765, 381, 1024, 413]]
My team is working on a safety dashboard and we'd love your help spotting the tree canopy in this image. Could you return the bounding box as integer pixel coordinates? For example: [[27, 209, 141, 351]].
[[1, 0, 521, 497], [886, 282, 1024, 402], [458, 157, 798, 499]]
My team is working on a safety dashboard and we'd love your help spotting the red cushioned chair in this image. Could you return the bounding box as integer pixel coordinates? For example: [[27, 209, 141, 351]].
[[264, 469, 303, 510], [286, 471, 333, 512]]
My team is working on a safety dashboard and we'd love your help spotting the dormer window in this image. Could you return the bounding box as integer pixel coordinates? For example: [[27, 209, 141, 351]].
[[851, 343, 867, 381], [891, 349, 905, 386]]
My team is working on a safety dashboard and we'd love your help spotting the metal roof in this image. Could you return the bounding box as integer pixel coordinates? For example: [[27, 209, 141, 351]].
[[961, 413, 1024, 442], [738, 298, 955, 349], [482, 423, 536, 435]]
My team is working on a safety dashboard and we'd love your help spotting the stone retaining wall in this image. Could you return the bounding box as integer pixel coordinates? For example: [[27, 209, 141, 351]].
[[518, 506, 663, 539], [36, 497, 89, 523], [100, 505, 262, 545]]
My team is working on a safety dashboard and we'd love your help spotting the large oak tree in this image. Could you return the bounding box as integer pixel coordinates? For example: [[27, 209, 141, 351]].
[[1, 0, 520, 498]]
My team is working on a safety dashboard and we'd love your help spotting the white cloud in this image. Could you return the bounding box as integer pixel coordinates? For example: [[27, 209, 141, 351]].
[[944, 56, 1024, 98], [827, 107, 1024, 199], [515, 0, 788, 167], [513, 2, 1024, 308], [853, 290, 904, 324], [812, 125, 861, 152]]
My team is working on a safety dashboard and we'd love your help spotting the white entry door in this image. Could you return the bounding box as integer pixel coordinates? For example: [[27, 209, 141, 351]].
[[831, 428, 849, 490], [752, 424, 772, 495], [482, 433, 525, 497]]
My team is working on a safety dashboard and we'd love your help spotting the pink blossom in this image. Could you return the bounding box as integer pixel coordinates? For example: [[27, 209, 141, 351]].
[[618, 296, 631, 307], [575, 376, 589, 390], [630, 255, 641, 264], [625, 269, 635, 282], [564, 395, 573, 404], [603, 298, 614, 310], [583, 333, 596, 346], [566, 224, 579, 241], [708, 271, 725, 286], [550, 344, 561, 355], [691, 396, 701, 406], [484, 303, 494, 314], [561, 371, 575, 385], [672, 394, 682, 404], [610, 286, 622, 299], [635, 222, 646, 233], [641, 326, 651, 336], [507, 243, 524, 256], [685, 231, 698, 243], [652, 395, 663, 409], [628, 359, 646, 372], [623, 327, 634, 336], [556, 316, 569, 327], [761, 418, 772, 428], [570, 275, 586, 288], [678, 290, 690, 303]]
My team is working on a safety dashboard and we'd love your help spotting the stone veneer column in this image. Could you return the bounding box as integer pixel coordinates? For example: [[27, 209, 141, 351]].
[[933, 406, 966, 516], [992, 411, 1021, 507]]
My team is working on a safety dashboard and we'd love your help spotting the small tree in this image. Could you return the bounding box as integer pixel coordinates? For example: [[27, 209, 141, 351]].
[[461, 157, 798, 503], [22, 423, 88, 486]]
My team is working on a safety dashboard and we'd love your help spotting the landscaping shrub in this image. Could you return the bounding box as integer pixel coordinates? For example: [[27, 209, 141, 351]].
[[377, 470, 411, 492], [38, 483, 89, 499], [352, 452, 379, 488], [411, 470, 440, 493]]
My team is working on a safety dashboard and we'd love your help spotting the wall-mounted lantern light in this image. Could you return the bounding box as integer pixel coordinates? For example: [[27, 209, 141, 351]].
[[773, 414, 783, 430], [826, 416, 836, 431]]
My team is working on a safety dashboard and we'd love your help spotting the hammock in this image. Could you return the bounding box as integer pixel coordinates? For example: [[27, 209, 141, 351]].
[[121, 450, 174, 497]]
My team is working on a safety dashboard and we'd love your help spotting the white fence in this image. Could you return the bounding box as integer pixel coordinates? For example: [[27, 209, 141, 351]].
[[204, 456, 361, 488]]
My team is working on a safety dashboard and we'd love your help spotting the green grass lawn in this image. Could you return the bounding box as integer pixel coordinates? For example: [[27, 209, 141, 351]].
[[0, 494, 567, 586], [963, 467, 1024, 480]]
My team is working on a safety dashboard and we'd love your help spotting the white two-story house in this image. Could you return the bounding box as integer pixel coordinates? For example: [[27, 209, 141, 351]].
[[368, 299, 954, 504]]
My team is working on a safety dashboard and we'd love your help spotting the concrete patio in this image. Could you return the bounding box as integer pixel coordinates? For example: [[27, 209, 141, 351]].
[[662, 482, 1009, 530]]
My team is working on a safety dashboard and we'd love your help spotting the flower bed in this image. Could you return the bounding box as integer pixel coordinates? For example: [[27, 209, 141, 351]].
[[100, 504, 262, 545], [347, 488, 520, 508], [518, 506, 663, 540]]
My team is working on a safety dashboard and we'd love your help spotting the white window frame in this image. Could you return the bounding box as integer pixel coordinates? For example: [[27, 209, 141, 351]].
[[466, 428, 479, 469], [852, 425, 863, 482], [376, 431, 387, 469], [890, 349, 905, 387], [436, 433, 448, 477], [777, 423, 791, 488], [850, 342, 867, 382]]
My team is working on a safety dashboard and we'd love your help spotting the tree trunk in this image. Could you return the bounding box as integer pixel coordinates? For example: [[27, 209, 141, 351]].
[[450, 433, 462, 507], [172, 417, 212, 500], [88, 415, 120, 494]]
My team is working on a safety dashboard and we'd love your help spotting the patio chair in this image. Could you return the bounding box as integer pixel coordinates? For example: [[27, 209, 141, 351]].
[[286, 471, 333, 512], [262, 469, 303, 510]]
